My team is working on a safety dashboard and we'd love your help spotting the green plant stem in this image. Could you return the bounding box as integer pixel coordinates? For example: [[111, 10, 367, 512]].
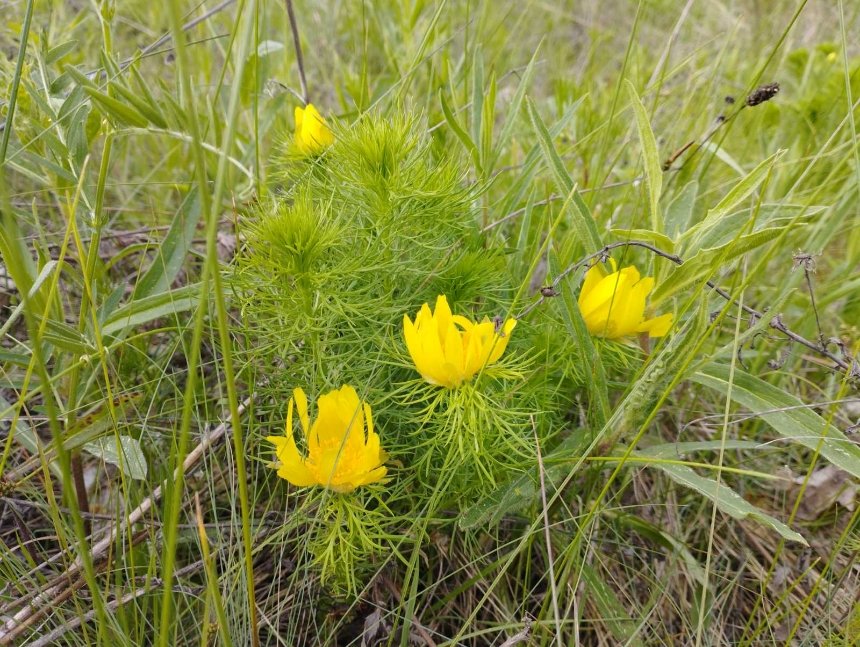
[[0, 0, 34, 164]]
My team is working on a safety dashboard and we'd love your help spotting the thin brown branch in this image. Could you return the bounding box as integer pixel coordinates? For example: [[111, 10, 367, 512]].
[[515, 241, 681, 319], [122, 0, 237, 69], [285, 0, 309, 104], [533, 416, 565, 647], [499, 617, 533, 647], [0, 396, 253, 645], [515, 240, 857, 379]]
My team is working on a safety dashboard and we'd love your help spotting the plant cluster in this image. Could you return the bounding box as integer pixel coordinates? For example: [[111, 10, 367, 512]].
[[233, 108, 678, 593]]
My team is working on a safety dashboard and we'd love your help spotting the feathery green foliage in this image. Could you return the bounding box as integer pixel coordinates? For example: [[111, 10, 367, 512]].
[[2, 1, 859, 645]]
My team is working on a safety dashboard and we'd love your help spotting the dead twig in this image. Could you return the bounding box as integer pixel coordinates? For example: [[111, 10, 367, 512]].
[[533, 416, 566, 647], [499, 617, 533, 647], [285, 0, 309, 104], [0, 395, 253, 646], [516, 240, 857, 380]]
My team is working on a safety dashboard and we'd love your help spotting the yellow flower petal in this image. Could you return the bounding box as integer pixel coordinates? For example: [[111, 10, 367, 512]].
[[580, 263, 607, 303], [487, 318, 517, 364], [294, 103, 334, 155], [403, 296, 516, 387], [637, 312, 673, 337], [578, 262, 673, 341], [293, 388, 310, 435], [265, 385, 387, 493]]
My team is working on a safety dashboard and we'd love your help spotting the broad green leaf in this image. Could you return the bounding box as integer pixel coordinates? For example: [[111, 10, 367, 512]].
[[639, 440, 761, 459], [651, 460, 806, 544], [133, 188, 202, 300], [0, 260, 58, 339], [688, 204, 823, 253], [102, 284, 201, 336], [45, 40, 79, 65], [129, 63, 170, 128], [581, 564, 645, 646], [87, 89, 150, 128], [108, 80, 168, 129], [40, 318, 94, 355], [0, 350, 31, 367], [62, 393, 143, 452], [665, 180, 698, 239], [626, 81, 662, 233], [256, 40, 284, 56], [64, 103, 90, 168], [681, 149, 785, 252], [526, 97, 603, 254], [690, 364, 860, 480], [83, 435, 147, 480], [651, 226, 796, 305], [65, 66, 150, 128]]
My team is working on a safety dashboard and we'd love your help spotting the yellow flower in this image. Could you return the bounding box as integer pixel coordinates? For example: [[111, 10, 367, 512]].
[[266, 385, 386, 493], [294, 103, 334, 155], [403, 295, 517, 388], [578, 260, 673, 340]]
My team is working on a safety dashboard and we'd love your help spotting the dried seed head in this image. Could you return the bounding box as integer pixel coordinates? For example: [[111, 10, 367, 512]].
[[791, 251, 816, 272], [746, 82, 780, 107]]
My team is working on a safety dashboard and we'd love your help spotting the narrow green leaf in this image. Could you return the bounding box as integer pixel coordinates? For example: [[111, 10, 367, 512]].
[[0, 394, 43, 465], [480, 71, 496, 172], [133, 188, 202, 300], [691, 364, 860, 480], [651, 461, 806, 544], [651, 225, 796, 305], [45, 40, 79, 65], [527, 97, 603, 254], [559, 275, 610, 426], [626, 80, 662, 233], [458, 440, 586, 530], [102, 284, 201, 336], [681, 149, 785, 251], [470, 46, 483, 154], [611, 513, 708, 586], [83, 435, 147, 480], [581, 564, 645, 646], [439, 90, 482, 173]]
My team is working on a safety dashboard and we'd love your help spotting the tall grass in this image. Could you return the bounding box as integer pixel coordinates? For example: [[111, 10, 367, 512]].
[[1, 1, 859, 645]]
